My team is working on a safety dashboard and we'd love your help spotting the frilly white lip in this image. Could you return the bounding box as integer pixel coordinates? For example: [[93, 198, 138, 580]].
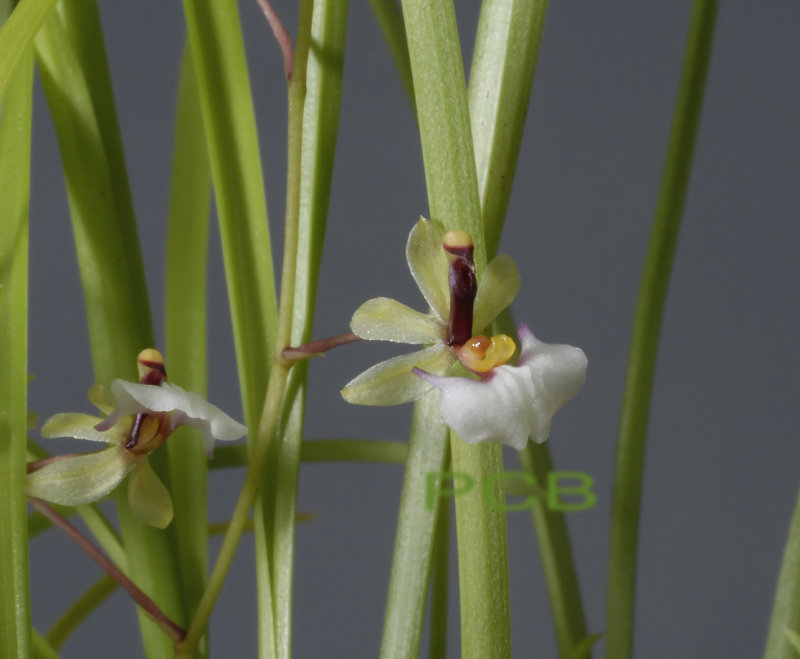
[[96, 380, 247, 457], [415, 324, 586, 450]]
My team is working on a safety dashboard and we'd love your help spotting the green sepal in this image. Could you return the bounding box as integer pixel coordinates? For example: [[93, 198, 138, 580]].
[[351, 297, 443, 344]]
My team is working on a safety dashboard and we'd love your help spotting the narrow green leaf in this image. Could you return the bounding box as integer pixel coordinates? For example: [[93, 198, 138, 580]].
[[181, 0, 278, 429], [31, 631, 58, 659], [605, 3, 718, 657], [380, 395, 450, 658], [518, 440, 588, 656], [0, 44, 33, 659], [35, 3, 186, 653], [367, 0, 415, 110], [468, 0, 548, 255], [164, 41, 212, 655], [0, 0, 58, 104], [765, 489, 800, 659]]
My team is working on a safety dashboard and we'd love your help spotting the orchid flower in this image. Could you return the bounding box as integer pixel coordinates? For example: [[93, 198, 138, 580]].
[[341, 217, 520, 405], [341, 218, 586, 450], [26, 349, 246, 528], [415, 324, 587, 450]]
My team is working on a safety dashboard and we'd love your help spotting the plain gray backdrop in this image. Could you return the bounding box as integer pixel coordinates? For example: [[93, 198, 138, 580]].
[[26, 1, 800, 657]]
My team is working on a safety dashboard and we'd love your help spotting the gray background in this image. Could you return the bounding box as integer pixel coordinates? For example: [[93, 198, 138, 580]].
[[26, 1, 800, 657]]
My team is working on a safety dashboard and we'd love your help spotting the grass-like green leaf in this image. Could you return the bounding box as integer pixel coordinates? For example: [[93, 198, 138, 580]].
[[468, 0, 549, 255], [164, 41, 212, 656], [400, 0, 510, 655], [45, 574, 117, 650], [605, 3, 718, 657], [0, 43, 33, 659], [181, 0, 278, 429], [367, 0, 415, 110], [35, 3, 186, 654], [0, 0, 58, 104]]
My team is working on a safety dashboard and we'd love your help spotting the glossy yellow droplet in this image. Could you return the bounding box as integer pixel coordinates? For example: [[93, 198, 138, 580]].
[[457, 333, 516, 373]]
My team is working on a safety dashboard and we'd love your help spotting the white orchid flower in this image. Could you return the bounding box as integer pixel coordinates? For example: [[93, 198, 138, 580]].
[[341, 217, 520, 405], [415, 324, 587, 450]]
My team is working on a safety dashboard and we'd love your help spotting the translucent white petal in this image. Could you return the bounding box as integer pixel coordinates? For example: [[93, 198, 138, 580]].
[[517, 324, 587, 411], [341, 344, 454, 406], [406, 218, 450, 322], [417, 367, 540, 450], [128, 457, 174, 529], [100, 380, 247, 457], [88, 384, 115, 414], [41, 413, 124, 444], [26, 446, 135, 506], [351, 297, 444, 344], [473, 254, 520, 333], [417, 324, 587, 449]]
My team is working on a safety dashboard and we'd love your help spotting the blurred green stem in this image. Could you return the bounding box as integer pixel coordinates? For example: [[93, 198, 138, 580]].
[[605, 2, 718, 657]]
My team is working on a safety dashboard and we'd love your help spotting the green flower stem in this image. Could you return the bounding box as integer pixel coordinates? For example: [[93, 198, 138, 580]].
[[45, 575, 117, 650], [605, 2, 718, 657], [164, 40, 212, 655], [765, 488, 800, 659], [35, 4, 186, 654], [401, 0, 510, 654], [211, 439, 408, 469], [0, 44, 33, 659], [264, 3, 348, 654], [31, 631, 58, 659], [176, 3, 314, 656], [468, 0, 549, 255], [517, 442, 587, 655], [380, 396, 450, 658], [428, 463, 450, 658], [0, 0, 58, 104]]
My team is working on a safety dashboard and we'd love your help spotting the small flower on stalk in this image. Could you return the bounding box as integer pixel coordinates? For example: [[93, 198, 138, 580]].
[[415, 324, 587, 450], [26, 349, 246, 528], [341, 217, 520, 404], [341, 217, 586, 450]]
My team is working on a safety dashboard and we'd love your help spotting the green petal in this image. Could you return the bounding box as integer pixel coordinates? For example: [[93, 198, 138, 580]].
[[341, 344, 454, 406], [128, 457, 174, 529], [406, 217, 450, 322], [88, 384, 115, 414], [41, 412, 125, 444], [351, 297, 444, 344], [25, 446, 135, 506], [473, 254, 520, 333]]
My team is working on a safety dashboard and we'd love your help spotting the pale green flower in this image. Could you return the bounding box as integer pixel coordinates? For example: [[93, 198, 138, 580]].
[[26, 350, 246, 528], [340, 217, 520, 405]]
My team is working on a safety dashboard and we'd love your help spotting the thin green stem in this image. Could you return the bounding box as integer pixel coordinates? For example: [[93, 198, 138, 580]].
[[428, 457, 450, 659], [0, 42, 33, 659], [176, 3, 315, 655], [265, 4, 348, 654], [605, 3, 718, 657]]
